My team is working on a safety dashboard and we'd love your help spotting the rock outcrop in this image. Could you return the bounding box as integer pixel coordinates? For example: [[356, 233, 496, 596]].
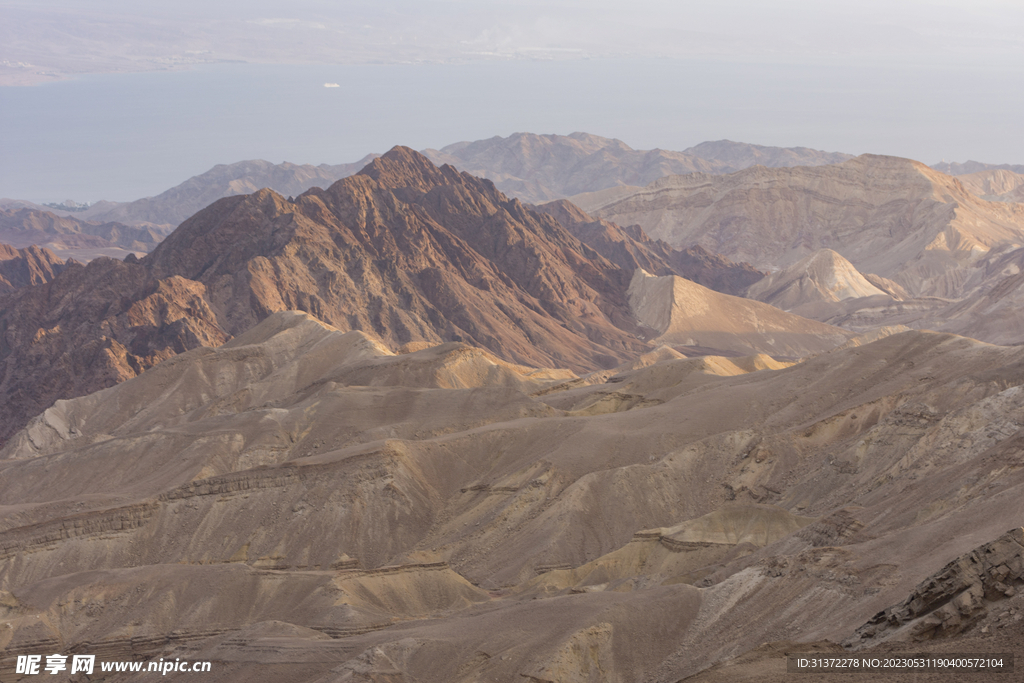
[[846, 528, 1024, 646], [0, 243, 65, 294]]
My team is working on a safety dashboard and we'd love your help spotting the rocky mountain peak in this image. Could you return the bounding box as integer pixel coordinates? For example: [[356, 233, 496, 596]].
[[0, 243, 66, 294], [358, 145, 464, 194]]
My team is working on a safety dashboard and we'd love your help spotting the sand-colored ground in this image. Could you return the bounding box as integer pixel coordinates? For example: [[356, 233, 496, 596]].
[[1, 310, 1022, 681]]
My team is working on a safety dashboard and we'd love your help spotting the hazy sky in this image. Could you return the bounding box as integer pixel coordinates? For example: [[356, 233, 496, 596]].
[[5, 0, 1024, 70], [2, 0, 1022, 201]]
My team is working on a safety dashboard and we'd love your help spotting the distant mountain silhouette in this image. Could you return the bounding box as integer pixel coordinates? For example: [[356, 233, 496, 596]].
[[0, 207, 163, 259], [424, 132, 853, 204]]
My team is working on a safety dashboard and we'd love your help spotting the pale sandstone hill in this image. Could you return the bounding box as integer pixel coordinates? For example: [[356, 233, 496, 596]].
[[740, 251, 968, 337], [746, 249, 890, 310], [423, 132, 854, 204], [957, 168, 1024, 203], [627, 268, 852, 357], [574, 154, 1024, 299], [1, 314, 1023, 681]]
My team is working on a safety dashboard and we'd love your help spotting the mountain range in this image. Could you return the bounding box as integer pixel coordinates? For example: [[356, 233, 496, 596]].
[[0, 207, 166, 260], [1, 148, 829, 447], [1, 142, 1023, 682], [573, 154, 1024, 301], [423, 133, 854, 204], [7, 134, 856, 240], [14, 134, 1019, 271], [930, 160, 1024, 176]]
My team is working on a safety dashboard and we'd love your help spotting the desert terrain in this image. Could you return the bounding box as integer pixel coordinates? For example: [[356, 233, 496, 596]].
[[1, 144, 1023, 682]]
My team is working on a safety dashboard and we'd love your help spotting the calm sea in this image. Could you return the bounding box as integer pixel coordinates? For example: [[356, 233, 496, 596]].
[[1, 58, 1020, 202]]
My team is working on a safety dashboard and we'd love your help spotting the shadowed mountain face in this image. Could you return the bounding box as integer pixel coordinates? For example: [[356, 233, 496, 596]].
[[0, 147, 668, 445], [533, 199, 765, 296]]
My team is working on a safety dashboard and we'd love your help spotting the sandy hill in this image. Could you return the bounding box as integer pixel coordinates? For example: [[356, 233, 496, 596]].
[[423, 132, 853, 204], [0, 147, 667, 445], [628, 268, 851, 357], [574, 154, 1024, 299], [957, 168, 1024, 203], [746, 249, 891, 310], [0, 207, 164, 261], [1, 312, 1022, 681]]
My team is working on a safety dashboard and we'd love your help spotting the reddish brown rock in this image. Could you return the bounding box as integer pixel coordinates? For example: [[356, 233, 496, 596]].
[[0, 147, 659, 445], [0, 257, 229, 444], [0, 243, 66, 294]]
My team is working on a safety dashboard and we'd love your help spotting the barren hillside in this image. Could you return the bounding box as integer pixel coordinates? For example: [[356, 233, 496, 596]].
[[575, 154, 1024, 299], [1, 312, 1021, 681]]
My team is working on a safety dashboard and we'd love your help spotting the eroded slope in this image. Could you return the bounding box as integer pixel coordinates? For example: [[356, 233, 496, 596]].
[[1, 312, 1023, 681]]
